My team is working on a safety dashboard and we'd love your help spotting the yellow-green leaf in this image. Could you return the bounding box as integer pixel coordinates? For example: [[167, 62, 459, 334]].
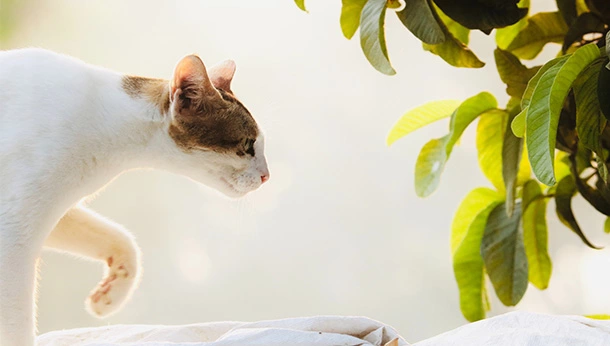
[[294, 0, 307, 12], [387, 0, 402, 9], [495, 48, 540, 98], [496, 0, 530, 50], [387, 100, 461, 146], [422, 4, 484, 68], [586, 314, 610, 320], [341, 0, 368, 39], [517, 144, 532, 185], [554, 151, 571, 182], [506, 12, 569, 60], [423, 36, 485, 68], [605, 217, 610, 234], [511, 107, 527, 138], [452, 188, 503, 321], [415, 138, 449, 197], [477, 109, 508, 192], [415, 92, 498, 197]]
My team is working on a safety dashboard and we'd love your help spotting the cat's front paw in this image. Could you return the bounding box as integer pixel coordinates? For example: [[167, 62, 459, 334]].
[[86, 256, 140, 318]]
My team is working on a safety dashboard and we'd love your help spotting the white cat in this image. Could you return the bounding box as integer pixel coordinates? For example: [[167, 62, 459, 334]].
[[0, 48, 269, 346]]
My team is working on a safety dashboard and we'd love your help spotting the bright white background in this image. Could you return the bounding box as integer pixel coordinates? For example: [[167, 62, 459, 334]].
[[3, 0, 610, 343]]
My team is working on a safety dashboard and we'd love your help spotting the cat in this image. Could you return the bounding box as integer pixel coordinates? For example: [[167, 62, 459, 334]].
[[0, 48, 269, 346]]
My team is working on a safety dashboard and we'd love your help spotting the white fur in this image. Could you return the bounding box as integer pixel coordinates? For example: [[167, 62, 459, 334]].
[[0, 48, 268, 346]]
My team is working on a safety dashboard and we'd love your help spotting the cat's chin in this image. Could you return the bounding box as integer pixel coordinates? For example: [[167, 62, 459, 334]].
[[217, 177, 252, 199]]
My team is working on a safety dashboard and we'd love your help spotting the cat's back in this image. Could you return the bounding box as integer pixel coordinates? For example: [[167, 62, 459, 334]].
[[0, 48, 94, 86], [0, 48, 119, 141], [0, 48, 104, 113], [0, 49, 121, 192]]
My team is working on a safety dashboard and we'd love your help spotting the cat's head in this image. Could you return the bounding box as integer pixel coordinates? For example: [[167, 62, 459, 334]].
[[166, 55, 269, 198]]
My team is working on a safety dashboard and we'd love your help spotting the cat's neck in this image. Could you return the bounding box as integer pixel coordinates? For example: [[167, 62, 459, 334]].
[[86, 74, 174, 172]]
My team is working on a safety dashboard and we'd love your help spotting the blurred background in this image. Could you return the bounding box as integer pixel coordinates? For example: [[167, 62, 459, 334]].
[[2, 0, 610, 343]]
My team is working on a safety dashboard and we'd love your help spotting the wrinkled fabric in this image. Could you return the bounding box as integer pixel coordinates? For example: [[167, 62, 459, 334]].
[[38, 312, 610, 346], [414, 312, 610, 346], [37, 316, 408, 346]]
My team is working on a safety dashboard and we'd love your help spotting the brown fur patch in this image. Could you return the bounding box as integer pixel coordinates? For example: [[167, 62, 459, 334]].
[[168, 89, 258, 154], [122, 75, 171, 115]]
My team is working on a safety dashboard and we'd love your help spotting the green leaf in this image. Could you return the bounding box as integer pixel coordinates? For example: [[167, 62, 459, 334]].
[[568, 151, 610, 216], [452, 188, 503, 321], [477, 109, 509, 192], [422, 5, 485, 68], [495, 48, 541, 98], [598, 58, 610, 120], [396, 0, 445, 44], [526, 43, 602, 186], [496, 0, 530, 50], [415, 92, 498, 197], [597, 153, 609, 183], [605, 217, 610, 233], [506, 12, 569, 60], [341, 0, 368, 39], [521, 55, 570, 110], [481, 202, 528, 306], [606, 30, 610, 61], [360, 0, 396, 75], [521, 180, 552, 289], [555, 175, 601, 248], [503, 111, 526, 215], [434, 0, 528, 34], [294, 0, 307, 12], [387, 100, 461, 146], [574, 60, 604, 154]]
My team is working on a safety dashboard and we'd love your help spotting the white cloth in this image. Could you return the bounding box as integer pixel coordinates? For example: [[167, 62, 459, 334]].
[[38, 312, 610, 346], [413, 311, 610, 346], [37, 316, 408, 346]]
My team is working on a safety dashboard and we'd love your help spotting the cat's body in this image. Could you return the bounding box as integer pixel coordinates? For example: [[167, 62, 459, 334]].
[[0, 48, 269, 346]]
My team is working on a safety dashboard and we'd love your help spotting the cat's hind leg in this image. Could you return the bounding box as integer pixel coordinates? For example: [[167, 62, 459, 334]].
[[44, 205, 142, 318]]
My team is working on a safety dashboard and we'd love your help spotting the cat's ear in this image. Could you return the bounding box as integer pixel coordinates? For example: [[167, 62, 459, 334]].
[[170, 54, 220, 111], [208, 60, 236, 93]]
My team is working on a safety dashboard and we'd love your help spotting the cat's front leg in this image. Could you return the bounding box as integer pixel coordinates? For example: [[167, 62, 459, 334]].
[[0, 226, 42, 346], [44, 205, 142, 318]]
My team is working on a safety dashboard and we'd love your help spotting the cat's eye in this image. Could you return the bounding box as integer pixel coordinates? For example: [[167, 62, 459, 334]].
[[244, 138, 255, 156]]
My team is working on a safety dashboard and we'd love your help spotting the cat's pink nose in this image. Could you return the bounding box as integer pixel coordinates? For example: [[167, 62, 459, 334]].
[[261, 174, 269, 184]]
